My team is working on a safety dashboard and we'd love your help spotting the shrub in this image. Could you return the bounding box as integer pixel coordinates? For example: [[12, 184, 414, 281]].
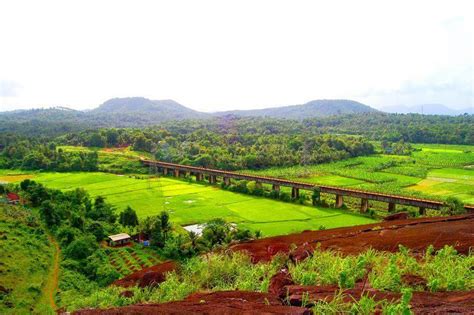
[[444, 197, 465, 215]]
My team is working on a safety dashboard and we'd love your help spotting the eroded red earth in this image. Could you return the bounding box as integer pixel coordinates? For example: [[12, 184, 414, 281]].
[[231, 214, 474, 262], [77, 215, 474, 314]]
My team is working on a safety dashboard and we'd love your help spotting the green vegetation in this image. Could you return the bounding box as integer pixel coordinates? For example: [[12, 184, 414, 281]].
[[291, 245, 473, 292], [3, 178, 272, 310], [63, 245, 473, 312], [0, 205, 55, 314], [247, 144, 474, 204], [106, 246, 161, 278], [1, 105, 472, 313], [14, 172, 375, 236], [58, 127, 374, 170], [0, 137, 99, 172], [1, 103, 473, 146]]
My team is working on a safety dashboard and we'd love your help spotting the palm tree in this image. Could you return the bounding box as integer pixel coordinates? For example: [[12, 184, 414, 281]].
[[188, 231, 199, 250], [159, 211, 171, 242]]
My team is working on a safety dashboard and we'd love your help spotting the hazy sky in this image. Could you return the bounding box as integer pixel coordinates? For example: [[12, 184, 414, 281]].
[[0, 0, 472, 112]]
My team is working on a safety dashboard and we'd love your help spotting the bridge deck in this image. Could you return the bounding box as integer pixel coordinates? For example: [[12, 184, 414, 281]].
[[141, 159, 470, 210]]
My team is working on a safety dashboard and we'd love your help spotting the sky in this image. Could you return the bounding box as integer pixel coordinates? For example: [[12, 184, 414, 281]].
[[0, 0, 472, 112]]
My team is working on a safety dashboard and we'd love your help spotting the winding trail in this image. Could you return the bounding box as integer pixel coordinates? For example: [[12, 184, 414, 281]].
[[44, 234, 60, 311]]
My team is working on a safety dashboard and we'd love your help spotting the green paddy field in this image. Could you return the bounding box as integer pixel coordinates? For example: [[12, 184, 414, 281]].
[[0, 171, 375, 237], [247, 144, 474, 204], [1, 143, 472, 237]]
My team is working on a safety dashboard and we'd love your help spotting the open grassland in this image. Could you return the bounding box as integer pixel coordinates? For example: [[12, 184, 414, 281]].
[[0, 171, 375, 236], [0, 205, 55, 314], [246, 144, 474, 204]]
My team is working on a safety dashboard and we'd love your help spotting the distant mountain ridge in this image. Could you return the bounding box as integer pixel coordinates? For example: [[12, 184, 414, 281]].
[[216, 99, 378, 119], [3, 97, 470, 132], [382, 104, 473, 116], [0, 97, 378, 125], [93, 97, 208, 118]]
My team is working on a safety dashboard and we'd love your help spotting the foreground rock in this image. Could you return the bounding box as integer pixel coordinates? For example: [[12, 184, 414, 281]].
[[268, 269, 294, 297], [113, 261, 177, 288], [383, 211, 409, 221], [230, 214, 474, 262], [74, 291, 311, 315]]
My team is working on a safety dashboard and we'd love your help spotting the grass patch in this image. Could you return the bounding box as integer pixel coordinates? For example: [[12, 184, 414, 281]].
[[0, 205, 55, 314]]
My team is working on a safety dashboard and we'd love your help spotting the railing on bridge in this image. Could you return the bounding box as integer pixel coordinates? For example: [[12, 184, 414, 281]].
[[141, 159, 473, 214]]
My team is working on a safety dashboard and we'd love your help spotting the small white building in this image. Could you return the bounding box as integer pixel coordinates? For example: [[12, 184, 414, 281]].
[[108, 233, 131, 246]]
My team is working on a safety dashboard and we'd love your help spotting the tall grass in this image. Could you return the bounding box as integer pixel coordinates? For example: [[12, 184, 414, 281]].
[[66, 252, 282, 311], [66, 245, 472, 312]]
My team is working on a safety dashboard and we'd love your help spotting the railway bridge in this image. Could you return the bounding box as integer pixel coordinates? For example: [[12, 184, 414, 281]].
[[140, 159, 459, 215]]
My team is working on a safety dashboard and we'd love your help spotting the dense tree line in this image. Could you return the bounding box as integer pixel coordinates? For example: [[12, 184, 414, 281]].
[[0, 134, 98, 171], [2, 113, 472, 172], [1, 107, 472, 145], [305, 113, 474, 145], [58, 124, 374, 170]]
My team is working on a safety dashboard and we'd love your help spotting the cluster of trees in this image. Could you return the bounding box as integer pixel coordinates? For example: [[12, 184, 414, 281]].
[[18, 180, 119, 286], [306, 113, 474, 145], [381, 140, 414, 155], [123, 210, 259, 259], [0, 135, 98, 171], [59, 124, 375, 170]]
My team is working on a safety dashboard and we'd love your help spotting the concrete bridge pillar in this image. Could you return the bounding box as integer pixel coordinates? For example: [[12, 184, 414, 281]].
[[272, 184, 280, 192], [163, 168, 168, 175], [335, 194, 344, 208], [255, 181, 263, 189], [360, 198, 369, 213], [196, 173, 203, 181], [419, 207, 426, 216], [209, 175, 216, 184], [174, 169, 180, 177], [291, 187, 300, 199], [223, 177, 231, 186], [388, 202, 396, 212]]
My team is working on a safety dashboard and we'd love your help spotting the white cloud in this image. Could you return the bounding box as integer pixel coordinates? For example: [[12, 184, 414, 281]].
[[0, 80, 22, 97], [0, 0, 472, 111]]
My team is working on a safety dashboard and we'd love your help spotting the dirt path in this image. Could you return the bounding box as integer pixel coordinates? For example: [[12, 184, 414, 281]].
[[44, 234, 60, 311]]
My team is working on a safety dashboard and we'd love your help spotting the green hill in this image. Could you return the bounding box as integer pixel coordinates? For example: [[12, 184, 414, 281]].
[[217, 99, 378, 119]]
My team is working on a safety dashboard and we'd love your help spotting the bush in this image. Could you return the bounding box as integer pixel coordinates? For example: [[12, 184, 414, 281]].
[[444, 197, 465, 215], [64, 234, 99, 261]]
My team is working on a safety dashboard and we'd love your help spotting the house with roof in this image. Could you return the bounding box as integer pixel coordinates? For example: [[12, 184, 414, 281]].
[[6, 192, 20, 205], [108, 233, 131, 246]]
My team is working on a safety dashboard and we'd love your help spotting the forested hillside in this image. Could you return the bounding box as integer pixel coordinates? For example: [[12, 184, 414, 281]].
[[1, 112, 473, 172], [1, 103, 472, 146], [218, 99, 377, 118]]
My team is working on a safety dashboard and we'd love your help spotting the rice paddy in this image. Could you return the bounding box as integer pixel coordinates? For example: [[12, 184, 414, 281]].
[[247, 144, 474, 204], [0, 171, 375, 237]]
